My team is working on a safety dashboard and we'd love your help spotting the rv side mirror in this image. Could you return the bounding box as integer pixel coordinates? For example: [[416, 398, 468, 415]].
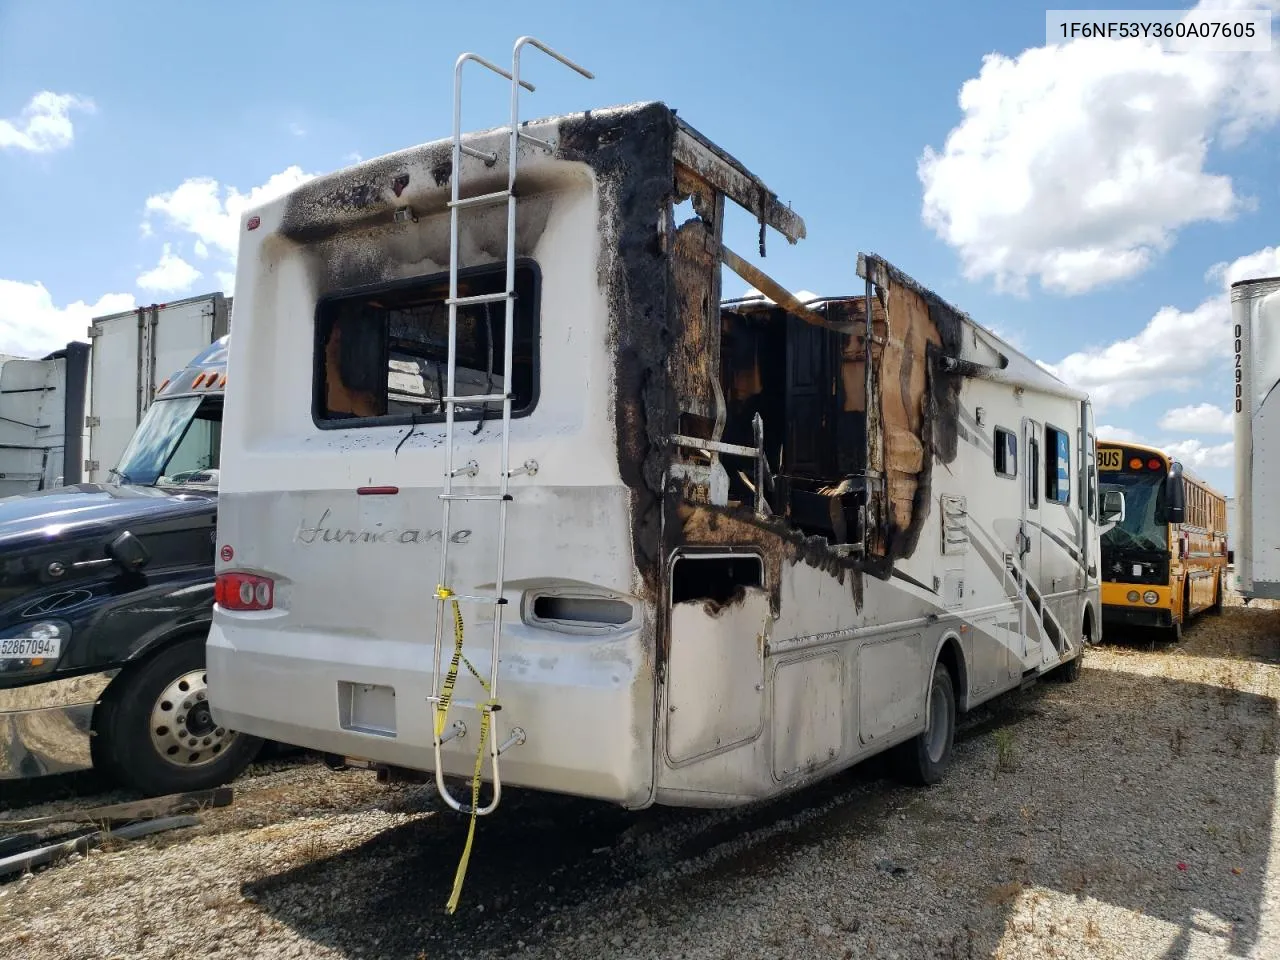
[[1101, 490, 1125, 523], [107, 530, 150, 572], [1165, 463, 1186, 525]]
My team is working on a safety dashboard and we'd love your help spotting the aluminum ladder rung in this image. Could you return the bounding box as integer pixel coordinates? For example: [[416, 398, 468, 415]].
[[427, 696, 502, 713], [460, 144, 498, 164], [517, 130, 555, 152], [449, 189, 512, 210], [447, 291, 513, 307], [437, 594, 509, 606], [439, 493, 513, 502], [443, 392, 510, 404]]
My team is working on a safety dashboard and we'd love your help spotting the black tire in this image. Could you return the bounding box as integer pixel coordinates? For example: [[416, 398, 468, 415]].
[[92, 635, 263, 797], [894, 663, 955, 786], [1049, 645, 1083, 683], [1209, 574, 1224, 615]]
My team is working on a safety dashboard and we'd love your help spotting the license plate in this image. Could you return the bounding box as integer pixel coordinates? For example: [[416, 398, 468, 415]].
[[1098, 448, 1122, 471], [0, 635, 62, 660]]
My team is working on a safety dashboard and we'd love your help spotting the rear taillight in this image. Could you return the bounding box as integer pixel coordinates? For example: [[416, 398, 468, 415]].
[[216, 572, 274, 611]]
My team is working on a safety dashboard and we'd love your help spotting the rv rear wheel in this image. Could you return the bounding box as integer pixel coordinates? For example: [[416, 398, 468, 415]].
[[895, 662, 955, 786], [92, 635, 263, 797]]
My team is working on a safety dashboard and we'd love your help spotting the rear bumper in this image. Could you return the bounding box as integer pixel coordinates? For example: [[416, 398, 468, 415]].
[[205, 620, 655, 807], [0, 671, 116, 779], [1102, 603, 1173, 630]]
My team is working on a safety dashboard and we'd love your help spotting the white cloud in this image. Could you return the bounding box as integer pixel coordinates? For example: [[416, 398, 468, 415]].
[[215, 271, 236, 294], [0, 280, 133, 357], [1159, 402, 1233, 434], [143, 165, 319, 259], [344, 151, 363, 164], [0, 91, 95, 154], [193, 240, 209, 259], [1042, 244, 1280, 409], [289, 122, 306, 138], [1164, 438, 1235, 471], [136, 244, 202, 294], [1096, 425, 1144, 444], [919, 0, 1280, 295], [1208, 244, 1280, 286], [739, 285, 822, 304]]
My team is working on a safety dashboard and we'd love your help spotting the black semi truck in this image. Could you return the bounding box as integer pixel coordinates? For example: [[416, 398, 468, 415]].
[[0, 336, 263, 795]]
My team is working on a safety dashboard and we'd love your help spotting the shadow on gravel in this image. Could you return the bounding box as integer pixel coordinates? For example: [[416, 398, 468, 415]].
[[245, 666, 1276, 960]]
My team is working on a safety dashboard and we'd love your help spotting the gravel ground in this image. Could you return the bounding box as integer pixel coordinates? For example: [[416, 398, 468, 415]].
[[3, 593, 1279, 960]]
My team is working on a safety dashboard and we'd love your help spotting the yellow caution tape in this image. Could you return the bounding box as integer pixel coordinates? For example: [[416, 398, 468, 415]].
[[446, 697, 492, 914], [434, 583, 497, 915]]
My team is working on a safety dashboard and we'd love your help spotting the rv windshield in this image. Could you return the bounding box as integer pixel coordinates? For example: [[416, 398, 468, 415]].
[[1100, 471, 1168, 553], [113, 395, 220, 489]]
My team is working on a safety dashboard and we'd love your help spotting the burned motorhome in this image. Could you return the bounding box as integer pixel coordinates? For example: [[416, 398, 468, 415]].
[[208, 43, 1098, 827]]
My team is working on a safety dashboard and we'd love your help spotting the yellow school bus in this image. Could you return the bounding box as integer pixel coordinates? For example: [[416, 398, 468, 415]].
[[1097, 440, 1228, 640]]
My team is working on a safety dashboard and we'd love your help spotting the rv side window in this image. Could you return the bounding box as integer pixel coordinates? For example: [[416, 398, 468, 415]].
[[1028, 438, 1040, 508], [993, 427, 1017, 478], [313, 262, 540, 426], [1045, 425, 1070, 504]]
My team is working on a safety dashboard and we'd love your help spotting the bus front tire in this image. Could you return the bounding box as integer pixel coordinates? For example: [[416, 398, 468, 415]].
[[92, 635, 264, 797], [895, 663, 955, 786]]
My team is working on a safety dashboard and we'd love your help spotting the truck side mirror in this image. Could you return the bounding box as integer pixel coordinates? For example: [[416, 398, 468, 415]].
[[107, 530, 150, 572], [1165, 462, 1186, 525], [1101, 489, 1125, 523]]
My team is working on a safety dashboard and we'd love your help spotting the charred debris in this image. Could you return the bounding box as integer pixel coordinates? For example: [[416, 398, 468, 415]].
[[272, 100, 988, 612], [618, 106, 976, 612]]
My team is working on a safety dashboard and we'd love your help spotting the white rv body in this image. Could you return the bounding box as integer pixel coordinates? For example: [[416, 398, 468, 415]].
[[208, 99, 1097, 810], [1233, 276, 1280, 601]]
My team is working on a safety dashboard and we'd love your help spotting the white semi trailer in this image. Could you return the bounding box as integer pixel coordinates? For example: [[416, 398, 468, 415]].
[[83, 293, 231, 483], [0, 343, 90, 496], [1232, 275, 1280, 601], [0, 293, 231, 495]]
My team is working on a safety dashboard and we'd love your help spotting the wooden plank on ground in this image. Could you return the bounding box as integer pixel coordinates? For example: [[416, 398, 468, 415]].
[[0, 786, 232, 832]]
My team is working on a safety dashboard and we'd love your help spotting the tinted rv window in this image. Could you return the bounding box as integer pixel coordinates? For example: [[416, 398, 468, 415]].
[[1028, 438, 1040, 508], [314, 262, 539, 426], [1045, 425, 1070, 504], [994, 427, 1017, 478]]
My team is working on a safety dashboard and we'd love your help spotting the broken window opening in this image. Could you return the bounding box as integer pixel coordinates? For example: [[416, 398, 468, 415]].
[[313, 261, 540, 428], [671, 554, 764, 607], [713, 297, 875, 545]]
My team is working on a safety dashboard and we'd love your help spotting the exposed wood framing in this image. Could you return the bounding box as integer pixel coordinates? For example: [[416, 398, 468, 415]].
[[674, 120, 806, 245]]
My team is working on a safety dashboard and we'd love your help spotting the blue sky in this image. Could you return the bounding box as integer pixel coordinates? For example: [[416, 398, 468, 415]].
[[1, 0, 1277, 493]]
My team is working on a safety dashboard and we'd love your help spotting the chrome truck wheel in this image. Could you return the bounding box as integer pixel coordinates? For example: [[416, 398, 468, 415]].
[[148, 668, 235, 768], [92, 635, 263, 796]]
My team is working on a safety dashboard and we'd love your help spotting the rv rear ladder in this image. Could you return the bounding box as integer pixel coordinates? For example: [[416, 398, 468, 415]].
[[428, 38, 592, 824]]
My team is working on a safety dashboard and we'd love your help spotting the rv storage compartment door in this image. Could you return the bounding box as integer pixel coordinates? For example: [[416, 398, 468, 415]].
[[666, 554, 768, 764]]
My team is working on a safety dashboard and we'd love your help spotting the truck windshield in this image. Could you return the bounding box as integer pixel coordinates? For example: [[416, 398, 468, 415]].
[[1100, 472, 1167, 553], [113, 396, 220, 489]]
